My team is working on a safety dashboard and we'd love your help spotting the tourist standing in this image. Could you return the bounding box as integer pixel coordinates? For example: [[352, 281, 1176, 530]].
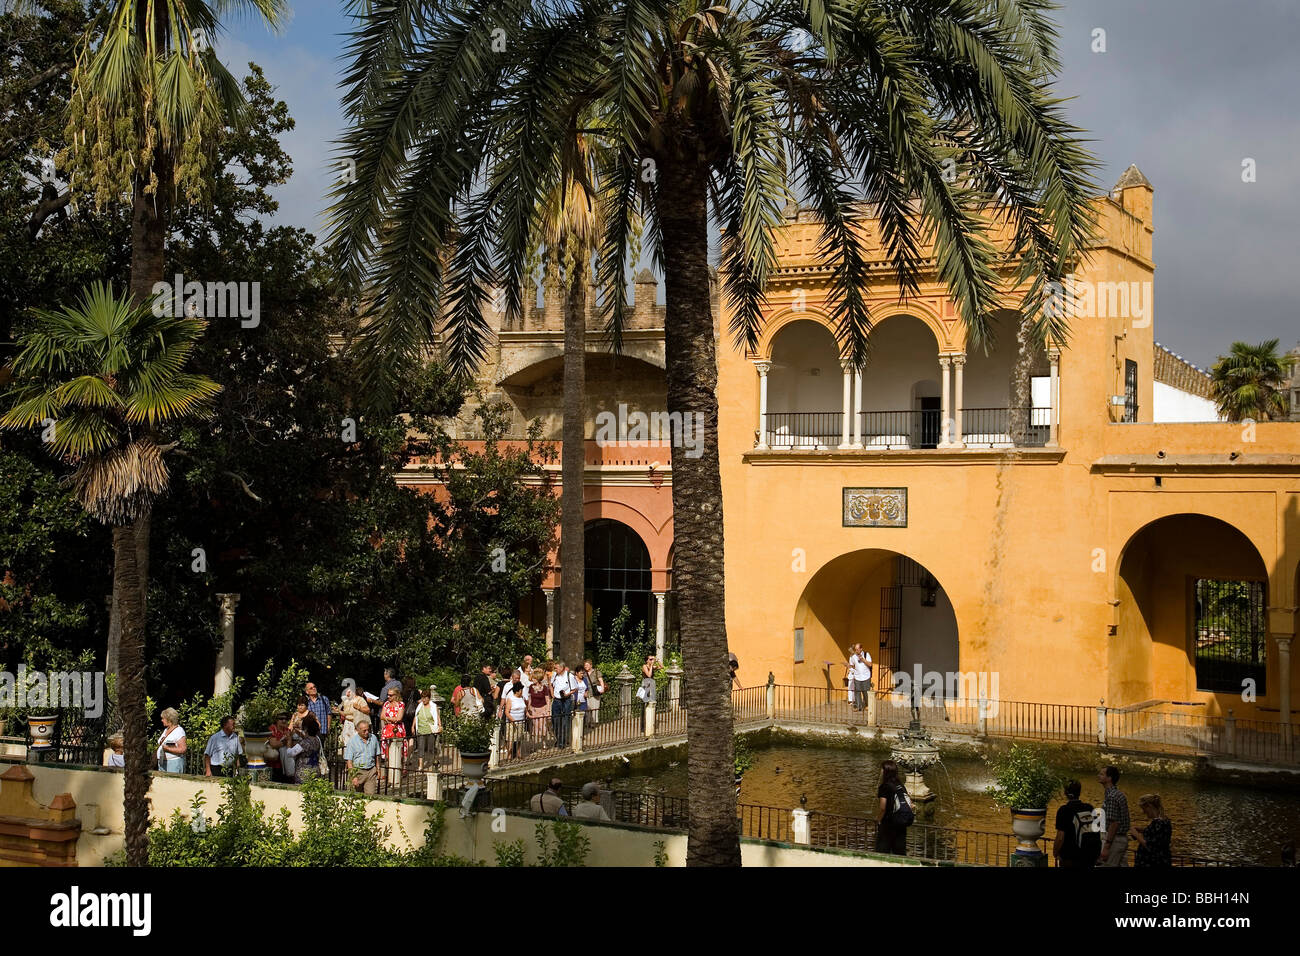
[[551, 660, 578, 748], [338, 683, 366, 748], [266, 715, 290, 783], [402, 676, 420, 736], [285, 714, 324, 784], [583, 660, 606, 725], [1131, 793, 1172, 868], [156, 709, 187, 773], [412, 688, 442, 771], [380, 668, 402, 703], [639, 655, 661, 703], [1052, 780, 1100, 869], [344, 718, 382, 794], [106, 733, 125, 768], [500, 675, 528, 760], [1098, 765, 1131, 866], [289, 696, 310, 734], [458, 676, 486, 718], [305, 681, 331, 736], [729, 651, 741, 690], [473, 664, 497, 716], [572, 782, 610, 821], [875, 759, 912, 855], [850, 644, 873, 711], [380, 685, 408, 768], [526, 669, 552, 746], [530, 778, 569, 816], [204, 716, 243, 777]]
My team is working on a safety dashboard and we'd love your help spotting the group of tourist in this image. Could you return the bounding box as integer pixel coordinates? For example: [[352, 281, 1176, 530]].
[[1053, 765, 1173, 868], [527, 778, 612, 821], [452, 656, 617, 755]]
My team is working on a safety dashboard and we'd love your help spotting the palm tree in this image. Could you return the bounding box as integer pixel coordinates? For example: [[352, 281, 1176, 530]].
[[1211, 339, 1289, 422], [329, 0, 1096, 866], [0, 282, 220, 865], [52, 0, 286, 678]]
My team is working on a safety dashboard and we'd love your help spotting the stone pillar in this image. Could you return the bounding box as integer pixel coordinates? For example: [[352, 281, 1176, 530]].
[[754, 360, 771, 449], [1047, 346, 1061, 447], [543, 588, 556, 657], [616, 666, 635, 712], [852, 366, 863, 448], [386, 739, 403, 787], [645, 701, 656, 739], [654, 592, 668, 662], [766, 672, 776, 720], [1225, 709, 1237, 757], [426, 771, 443, 801], [838, 358, 853, 449], [488, 722, 502, 770], [952, 353, 966, 447], [1277, 635, 1293, 748], [938, 356, 952, 447], [1097, 699, 1108, 746], [572, 710, 584, 754], [666, 662, 684, 709], [214, 593, 240, 697]]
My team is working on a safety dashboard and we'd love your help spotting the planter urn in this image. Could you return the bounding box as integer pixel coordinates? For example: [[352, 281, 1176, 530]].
[[1009, 808, 1048, 867]]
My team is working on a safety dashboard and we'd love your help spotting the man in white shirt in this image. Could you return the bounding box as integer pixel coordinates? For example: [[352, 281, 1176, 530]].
[[550, 660, 577, 748], [851, 643, 873, 711]]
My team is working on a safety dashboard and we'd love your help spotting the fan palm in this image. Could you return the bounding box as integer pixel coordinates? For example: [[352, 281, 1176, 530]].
[[329, 0, 1096, 865], [0, 281, 220, 865], [1211, 339, 1289, 422], [51, 0, 286, 680]]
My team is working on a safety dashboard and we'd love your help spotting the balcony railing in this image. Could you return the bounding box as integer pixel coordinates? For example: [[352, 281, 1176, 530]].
[[761, 408, 1052, 449]]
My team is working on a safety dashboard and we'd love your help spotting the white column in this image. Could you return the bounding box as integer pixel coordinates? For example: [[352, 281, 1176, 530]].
[[938, 356, 952, 447], [1277, 635, 1293, 747], [543, 588, 556, 656], [852, 366, 863, 448], [838, 358, 853, 449], [754, 360, 771, 449], [214, 593, 239, 696], [953, 353, 966, 448], [1047, 346, 1061, 447], [654, 592, 667, 662]]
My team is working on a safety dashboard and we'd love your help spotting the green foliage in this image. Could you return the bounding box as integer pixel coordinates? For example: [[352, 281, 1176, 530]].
[[146, 773, 473, 867], [985, 745, 1061, 811], [493, 821, 591, 867], [239, 659, 310, 732], [410, 666, 462, 700], [1211, 339, 1290, 422], [733, 733, 755, 777], [652, 840, 668, 867], [445, 712, 494, 753]]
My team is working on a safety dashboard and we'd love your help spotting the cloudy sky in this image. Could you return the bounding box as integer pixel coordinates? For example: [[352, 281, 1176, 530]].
[[224, 0, 1300, 368]]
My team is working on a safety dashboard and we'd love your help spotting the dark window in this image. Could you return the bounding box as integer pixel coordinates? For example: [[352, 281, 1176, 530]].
[[1123, 359, 1138, 423], [584, 519, 653, 653], [1193, 578, 1266, 694]]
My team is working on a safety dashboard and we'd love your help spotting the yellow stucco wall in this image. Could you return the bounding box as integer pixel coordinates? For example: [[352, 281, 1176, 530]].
[[718, 184, 1300, 717]]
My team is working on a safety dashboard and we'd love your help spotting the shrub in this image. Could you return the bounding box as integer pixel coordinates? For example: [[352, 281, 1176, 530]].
[[985, 744, 1060, 810]]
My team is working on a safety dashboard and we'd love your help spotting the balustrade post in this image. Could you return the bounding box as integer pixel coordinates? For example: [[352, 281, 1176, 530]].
[[645, 701, 656, 739], [666, 662, 684, 711], [1097, 699, 1107, 747], [572, 709, 584, 754], [386, 739, 403, 788], [426, 770, 442, 801], [616, 665, 635, 712], [1224, 709, 1237, 757], [766, 672, 776, 721], [792, 807, 811, 845], [978, 695, 989, 738], [489, 722, 501, 769]]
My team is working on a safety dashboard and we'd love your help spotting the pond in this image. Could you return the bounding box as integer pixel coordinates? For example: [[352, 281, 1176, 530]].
[[612, 742, 1300, 865]]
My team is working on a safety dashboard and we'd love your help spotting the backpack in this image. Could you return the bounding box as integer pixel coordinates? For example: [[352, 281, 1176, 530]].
[[1071, 803, 1103, 859], [888, 786, 915, 828]]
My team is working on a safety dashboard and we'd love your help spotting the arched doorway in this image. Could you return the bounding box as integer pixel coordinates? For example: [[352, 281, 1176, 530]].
[[1115, 514, 1269, 709], [584, 518, 653, 657], [794, 549, 960, 699]]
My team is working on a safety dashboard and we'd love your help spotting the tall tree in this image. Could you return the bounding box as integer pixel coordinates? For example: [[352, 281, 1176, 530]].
[[53, 0, 286, 699], [0, 283, 220, 865], [329, 0, 1095, 866], [1211, 339, 1289, 422]]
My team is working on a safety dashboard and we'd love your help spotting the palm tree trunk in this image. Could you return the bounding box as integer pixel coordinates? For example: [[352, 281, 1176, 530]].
[[105, 514, 149, 681], [114, 518, 151, 866], [655, 156, 739, 867], [559, 252, 587, 665]]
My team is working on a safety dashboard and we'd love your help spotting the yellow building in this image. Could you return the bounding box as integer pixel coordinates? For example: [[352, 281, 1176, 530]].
[[718, 166, 1300, 724]]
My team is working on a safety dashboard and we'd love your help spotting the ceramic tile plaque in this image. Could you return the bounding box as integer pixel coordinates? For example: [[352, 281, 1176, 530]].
[[842, 487, 907, 528]]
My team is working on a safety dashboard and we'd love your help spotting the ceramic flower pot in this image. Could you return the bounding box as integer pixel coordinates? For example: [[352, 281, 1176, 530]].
[[1010, 808, 1048, 866], [26, 715, 57, 751], [243, 731, 271, 770], [459, 750, 490, 781]]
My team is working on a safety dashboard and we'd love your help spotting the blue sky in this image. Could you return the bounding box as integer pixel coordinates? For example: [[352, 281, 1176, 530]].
[[221, 0, 1300, 368]]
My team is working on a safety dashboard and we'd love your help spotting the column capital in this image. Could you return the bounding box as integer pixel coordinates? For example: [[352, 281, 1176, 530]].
[[753, 359, 772, 375], [838, 356, 855, 373], [938, 355, 952, 369], [1047, 345, 1062, 362], [951, 352, 966, 367], [216, 593, 240, 623]]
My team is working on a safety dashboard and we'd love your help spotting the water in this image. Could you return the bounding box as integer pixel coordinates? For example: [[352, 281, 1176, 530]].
[[614, 743, 1300, 864]]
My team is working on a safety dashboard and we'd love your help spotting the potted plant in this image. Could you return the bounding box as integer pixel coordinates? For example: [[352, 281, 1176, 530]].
[[238, 693, 280, 771], [985, 745, 1060, 866], [447, 712, 494, 781]]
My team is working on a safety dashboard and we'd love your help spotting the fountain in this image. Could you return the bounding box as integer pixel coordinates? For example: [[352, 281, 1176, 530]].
[[890, 703, 940, 802]]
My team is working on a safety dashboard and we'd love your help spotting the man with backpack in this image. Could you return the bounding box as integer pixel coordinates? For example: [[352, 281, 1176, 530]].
[[1053, 779, 1101, 868]]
